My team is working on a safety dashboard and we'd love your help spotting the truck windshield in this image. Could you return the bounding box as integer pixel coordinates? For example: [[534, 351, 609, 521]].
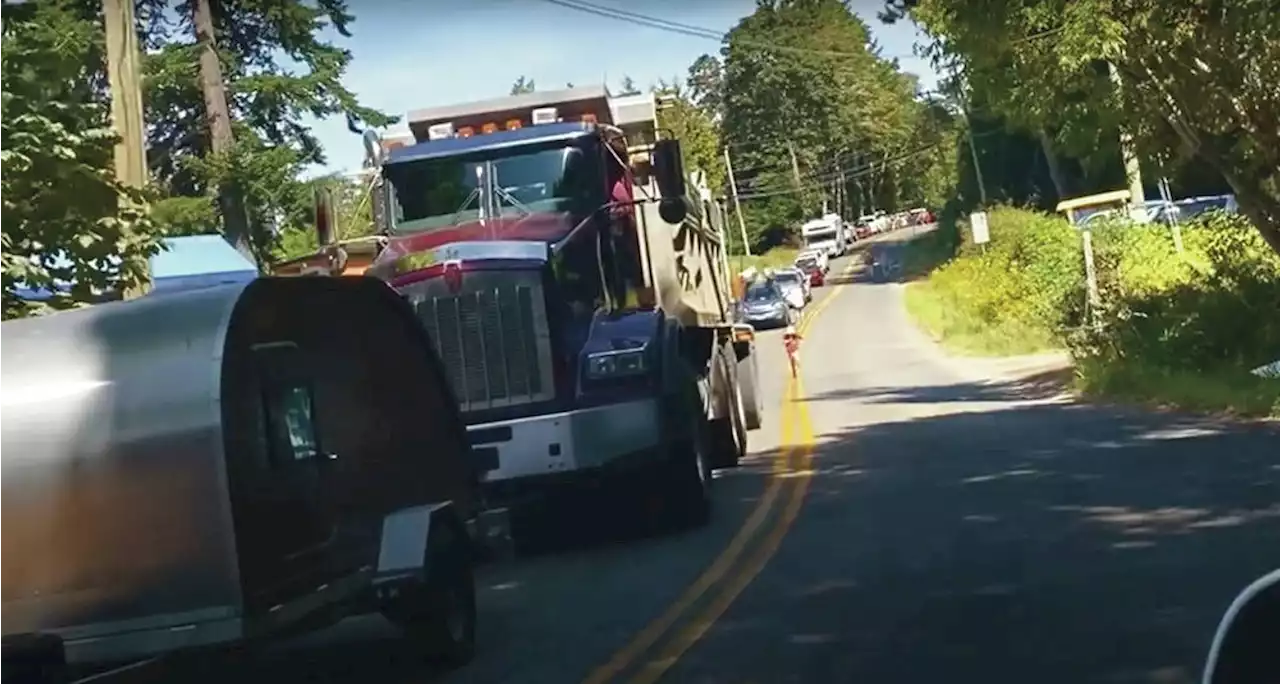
[[385, 144, 593, 235]]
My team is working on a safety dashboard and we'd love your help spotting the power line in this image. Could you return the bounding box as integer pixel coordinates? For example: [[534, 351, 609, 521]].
[[536, 0, 922, 62], [734, 140, 950, 201]]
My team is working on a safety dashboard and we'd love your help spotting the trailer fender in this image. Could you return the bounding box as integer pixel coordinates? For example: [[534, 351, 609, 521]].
[[374, 501, 467, 588]]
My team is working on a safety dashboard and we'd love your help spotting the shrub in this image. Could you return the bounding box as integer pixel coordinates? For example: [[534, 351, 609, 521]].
[[907, 206, 1082, 354], [1080, 212, 1280, 373]]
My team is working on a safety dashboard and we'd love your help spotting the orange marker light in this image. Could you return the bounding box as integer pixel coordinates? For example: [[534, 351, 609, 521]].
[[457, 126, 475, 138], [506, 119, 522, 130], [481, 122, 499, 134]]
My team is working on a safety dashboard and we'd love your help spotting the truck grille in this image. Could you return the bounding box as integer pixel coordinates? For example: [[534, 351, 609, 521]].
[[409, 277, 555, 413]]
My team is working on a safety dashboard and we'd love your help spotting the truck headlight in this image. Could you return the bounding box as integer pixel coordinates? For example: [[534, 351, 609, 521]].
[[585, 349, 648, 380]]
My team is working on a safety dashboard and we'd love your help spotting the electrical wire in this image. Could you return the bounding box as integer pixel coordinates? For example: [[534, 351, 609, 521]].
[[536, 0, 923, 61], [537, 0, 1066, 63], [732, 139, 951, 201]]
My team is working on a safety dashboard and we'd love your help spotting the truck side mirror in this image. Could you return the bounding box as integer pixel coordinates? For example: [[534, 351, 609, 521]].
[[652, 139, 687, 200], [314, 186, 336, 247]]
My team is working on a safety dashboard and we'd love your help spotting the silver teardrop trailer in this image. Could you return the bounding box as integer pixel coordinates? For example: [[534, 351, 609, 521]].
[[1, 277, 488, 680]]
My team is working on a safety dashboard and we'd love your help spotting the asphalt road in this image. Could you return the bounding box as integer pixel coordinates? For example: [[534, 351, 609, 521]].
[[167, 228, 1279, 684]]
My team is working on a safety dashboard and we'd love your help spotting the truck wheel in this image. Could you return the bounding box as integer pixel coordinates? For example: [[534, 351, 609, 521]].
[[709, 348, 745, 469], [387, 520, 477, 668], [666, 417, 712, 529], [738, 351, 763, 430]]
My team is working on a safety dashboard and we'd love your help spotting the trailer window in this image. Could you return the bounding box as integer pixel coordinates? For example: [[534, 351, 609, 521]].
[[275, 385, 319, 461], [252, 343, 321, 466]]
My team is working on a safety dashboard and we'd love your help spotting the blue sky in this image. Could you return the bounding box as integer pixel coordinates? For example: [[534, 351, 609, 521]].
[[307, 0, 940, 175]]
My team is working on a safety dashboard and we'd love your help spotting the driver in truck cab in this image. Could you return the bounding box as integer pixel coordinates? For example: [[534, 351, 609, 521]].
[[605, 132, 654, 311]]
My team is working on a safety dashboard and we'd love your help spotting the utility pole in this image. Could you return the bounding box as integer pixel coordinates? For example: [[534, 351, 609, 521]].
[[947, 66, 989, 206], [193, 0, 256, 268], [722, 147, 752, 257], [787, 142, 803, 193], [102, 0, 150, 298], [1108, 62, 1146, 217]]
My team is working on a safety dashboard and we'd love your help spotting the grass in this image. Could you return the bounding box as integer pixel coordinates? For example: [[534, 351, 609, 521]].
[[903, 279, 1062, 357], [896, 228, 957, 280], [730, 247, 801, 273], [1073, 357, 1280, 419]]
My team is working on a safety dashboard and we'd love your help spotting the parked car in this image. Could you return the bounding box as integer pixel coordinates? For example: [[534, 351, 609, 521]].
[[771, 268, 809, 307], [736, 279, 795, 330], [795, 255, 825, 287], [797, 247, 829, 273]]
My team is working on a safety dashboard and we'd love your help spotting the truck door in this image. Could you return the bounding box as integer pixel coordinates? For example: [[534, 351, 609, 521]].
[[248, 341, 336, 605]]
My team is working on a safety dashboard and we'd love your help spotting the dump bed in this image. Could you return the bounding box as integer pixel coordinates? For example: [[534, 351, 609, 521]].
[[636, 191, 734, 330]]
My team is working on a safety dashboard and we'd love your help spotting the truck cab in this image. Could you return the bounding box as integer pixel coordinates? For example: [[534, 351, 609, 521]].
[[307, 87, 763, 537]]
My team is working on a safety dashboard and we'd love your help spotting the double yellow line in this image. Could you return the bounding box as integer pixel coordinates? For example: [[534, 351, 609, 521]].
[[580, 276, 848, 684]]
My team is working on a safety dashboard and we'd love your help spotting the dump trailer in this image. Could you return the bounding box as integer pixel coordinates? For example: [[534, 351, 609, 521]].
[[1, 277, 482, 679], [299, 86, 764, 534]]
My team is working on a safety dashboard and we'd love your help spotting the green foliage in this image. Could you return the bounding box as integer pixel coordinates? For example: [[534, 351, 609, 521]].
[[718, 0, 958, 252], [615, 75, 641, 96], [510, 75, 536, 95], [906, 207, 1080, 354], [273, 173, 376, 263], [907, 205, 1280, 415], [1080, 214, 1280, 373], [1, 0, 163, 319], [685, 54, 723, 118], [151, 195, 218, 236], [142, 0, 394, 261], [896, 0, 1280, 255], [653, 81, 725, 197]]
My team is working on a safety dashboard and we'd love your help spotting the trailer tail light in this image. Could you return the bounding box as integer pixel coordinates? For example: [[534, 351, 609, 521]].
[[505, 119, 522, 130], [481, 122, 499, 134], [457, 126, 475, 138]]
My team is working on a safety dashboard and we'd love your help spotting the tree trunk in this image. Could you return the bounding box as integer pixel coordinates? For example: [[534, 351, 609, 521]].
[[1037, 129, 1069, 201], [192, 0, 255, 266]]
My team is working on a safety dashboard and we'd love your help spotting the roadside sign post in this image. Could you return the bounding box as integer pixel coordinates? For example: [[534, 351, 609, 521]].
[[970, 211, 990, 253]]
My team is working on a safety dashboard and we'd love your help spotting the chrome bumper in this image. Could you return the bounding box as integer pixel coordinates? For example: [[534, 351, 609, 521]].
[[467, 399, 663, 484]]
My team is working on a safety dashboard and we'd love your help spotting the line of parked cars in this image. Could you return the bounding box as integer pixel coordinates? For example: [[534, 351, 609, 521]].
[[734, 252, 831, 330]]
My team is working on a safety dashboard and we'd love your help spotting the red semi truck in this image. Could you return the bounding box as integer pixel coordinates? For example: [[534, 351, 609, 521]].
[[305, 86, 763, 536]]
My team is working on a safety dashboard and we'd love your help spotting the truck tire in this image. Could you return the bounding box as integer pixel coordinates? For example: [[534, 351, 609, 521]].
[[709, 346, 746, 468], [738, 349, 763, 430], [664, 413, 711, 529], [386, 520, 477, 668]]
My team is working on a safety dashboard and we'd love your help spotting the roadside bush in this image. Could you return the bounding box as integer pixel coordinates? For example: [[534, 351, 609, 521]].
[[907, 206, 1280, 416], [1082, 212, 1280, 369], [906, 206, 1081, 354]]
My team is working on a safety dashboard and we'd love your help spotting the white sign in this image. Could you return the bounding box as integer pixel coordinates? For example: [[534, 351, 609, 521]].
[[970, 211, 990, 245]]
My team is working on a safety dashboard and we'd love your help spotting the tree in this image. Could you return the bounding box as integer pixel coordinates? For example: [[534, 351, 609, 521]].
[[616, 75, 641, 96], [653, 81, 725, 196], [274, 172, 377, 262], [887, 0, 1280, 255], [2, 1, 162, 318], [142, 0, 395, 264], [685, 54, 724, 119], [718, 0, 950, 246], [510, 75, 536, 94]]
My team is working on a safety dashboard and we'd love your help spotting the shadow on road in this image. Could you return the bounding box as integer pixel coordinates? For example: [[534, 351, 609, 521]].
[[687, 376, 1280, 684]]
